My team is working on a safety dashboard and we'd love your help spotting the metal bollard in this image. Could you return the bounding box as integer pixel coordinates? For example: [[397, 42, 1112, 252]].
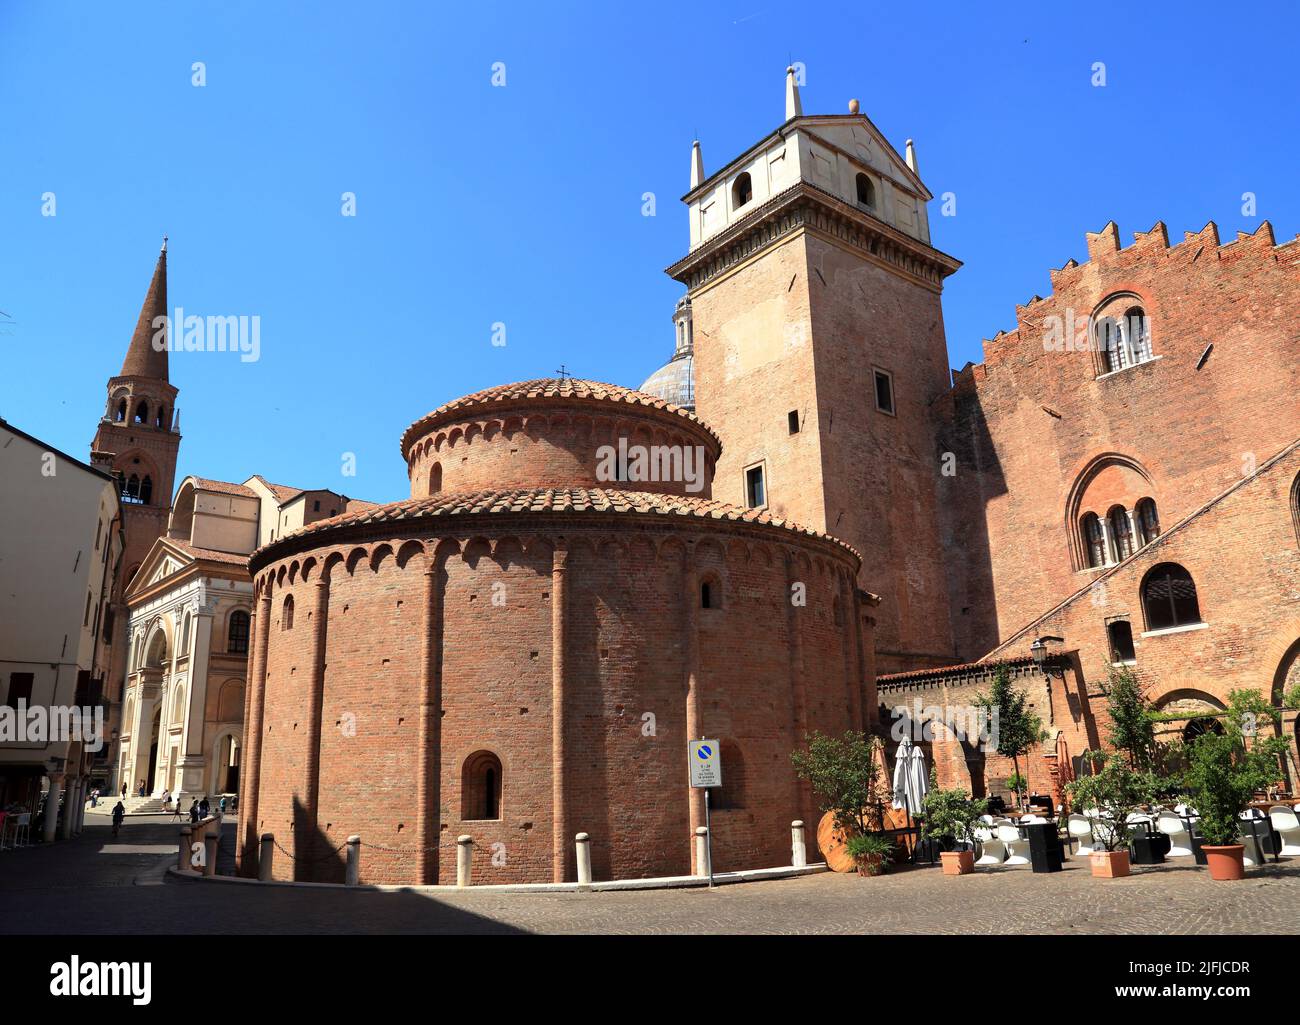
[[791, 820, 807, 868], [456, 835, 473, 887], [203, 830, 219, 877], [258, 833, 274, 881], [178, 827, 192, 872], [575, 832, 592, 887], [695, 825, 711, 879], [346, 835, 361, 886]]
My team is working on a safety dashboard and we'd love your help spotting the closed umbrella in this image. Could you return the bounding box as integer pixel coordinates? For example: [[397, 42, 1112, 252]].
[[892, 737, 928, 815]]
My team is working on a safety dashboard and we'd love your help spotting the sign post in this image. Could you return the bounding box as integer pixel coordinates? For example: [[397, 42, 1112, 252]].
[[689, 738, 721, 887]]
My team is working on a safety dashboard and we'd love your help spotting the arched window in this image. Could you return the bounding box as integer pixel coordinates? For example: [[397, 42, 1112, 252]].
[[1098, 316, 1127, 374], [1183, 716, 1224, 744], [228, 610, 250, 654], [1108, 506, 1134, 562], [713, 741, 746, 810], [1082, 513, 1106, 568], [1125, 306, 1152, 363], [171, 685, 186, 724], [115, 399, 127, 422], [428, 462, 442, 495], [855, 172, 875, 208], [281, 595, 294, 631], [134, 400, 149, 425], [732, 172, 753, 209], [700, 573, 722, 609], [123, 474, 142, 504], [1142, 563, 1202, 631], [139, 475, 153, 505], [461, 750, 503, 820], [1136, 498, 1160, 545], [1107, 620, 1136, 663], [179, 612, 191, 653], [155, 405, 166, 429]]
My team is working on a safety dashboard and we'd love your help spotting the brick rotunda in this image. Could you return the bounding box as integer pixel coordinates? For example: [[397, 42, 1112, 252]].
[[238, 379, 875, 886]]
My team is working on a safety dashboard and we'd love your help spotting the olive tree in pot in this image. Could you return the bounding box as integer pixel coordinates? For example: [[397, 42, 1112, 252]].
[[791, 730, 894, 877], [1066, 750, 1159, 878], [920, 767, 989, 875], [1184, 690, 1291, 881]]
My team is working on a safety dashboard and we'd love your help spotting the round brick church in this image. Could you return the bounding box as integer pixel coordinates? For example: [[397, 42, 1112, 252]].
[[239, 379, 873, 885]]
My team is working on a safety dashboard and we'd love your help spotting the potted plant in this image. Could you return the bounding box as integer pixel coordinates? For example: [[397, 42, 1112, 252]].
[[1183, 690, 1291, 881], [920, 767, 988, 875], [791, 730, 894, 877], [1066, 750, 1159, 878], [845, 833, 894, 876]]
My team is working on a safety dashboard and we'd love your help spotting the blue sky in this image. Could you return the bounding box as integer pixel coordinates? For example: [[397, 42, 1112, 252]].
[[2, 0, 1296, 504]]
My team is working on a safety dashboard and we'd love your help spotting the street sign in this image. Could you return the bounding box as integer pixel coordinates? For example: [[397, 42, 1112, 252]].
[[689, 738, 722, 788]]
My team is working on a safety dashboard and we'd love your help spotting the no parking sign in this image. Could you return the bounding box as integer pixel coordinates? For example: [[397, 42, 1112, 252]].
[[689, 739, 722, 788]]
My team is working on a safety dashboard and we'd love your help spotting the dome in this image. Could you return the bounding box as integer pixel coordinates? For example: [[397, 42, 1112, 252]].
[[639, 353, 694, 411]]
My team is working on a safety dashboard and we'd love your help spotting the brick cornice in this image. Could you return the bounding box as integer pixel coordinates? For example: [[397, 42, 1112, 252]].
[[665, 181, 962, 294]]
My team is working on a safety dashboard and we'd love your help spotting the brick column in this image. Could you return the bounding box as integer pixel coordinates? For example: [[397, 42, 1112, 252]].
[[550, 543, 569, 883], [298, 576, 330, 876], [840, 573, 863, 732], [239, 590, 272, 876], [786, 555, 812, 830], [684, 557, 702, 872], [236, 606, 257, 874], [417, 556, 443, 884]]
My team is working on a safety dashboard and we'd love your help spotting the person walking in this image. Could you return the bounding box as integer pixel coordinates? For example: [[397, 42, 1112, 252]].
[[120, 782, 127, 801], [198, 796, 210, 819], [111, 800, 125, 839], [170, 797, 184, 822], [218, 796, 227, 816], [188, 799, 199, 824]]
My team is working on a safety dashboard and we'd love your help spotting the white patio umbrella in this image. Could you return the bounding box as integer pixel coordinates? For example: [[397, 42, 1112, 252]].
[[892, 737, 928, 816]]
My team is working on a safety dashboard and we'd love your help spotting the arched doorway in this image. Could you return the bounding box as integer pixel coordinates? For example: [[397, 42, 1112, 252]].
[[146, 708, 161, 794], [1271, 639, 1300, 792], [215, 734, 241, 794]]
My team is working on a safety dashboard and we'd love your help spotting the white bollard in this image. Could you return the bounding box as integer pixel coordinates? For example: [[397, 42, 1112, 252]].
[[695, 825, 711, 879], [791, 820, 807, 868], [258, 833, 274, 881], [575, 832, 592, 886], [456, 834, 473, 887], [203, 830, 219, 877], [178, 827, 192, 872], [346, 835, 361, 886]]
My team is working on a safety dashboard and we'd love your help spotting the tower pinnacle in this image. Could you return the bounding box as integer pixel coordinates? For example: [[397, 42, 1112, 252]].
[[784, 65, 802, 121], [690, 140, 704, 189], [119, 244, 169, 380]]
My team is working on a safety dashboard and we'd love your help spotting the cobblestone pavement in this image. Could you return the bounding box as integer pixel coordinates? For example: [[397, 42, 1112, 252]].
[[5, 815, 1300, 934]]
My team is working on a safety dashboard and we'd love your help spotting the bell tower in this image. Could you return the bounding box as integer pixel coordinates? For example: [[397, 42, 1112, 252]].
[[90, 239, 181, 728], [666, 71, 963, 674]]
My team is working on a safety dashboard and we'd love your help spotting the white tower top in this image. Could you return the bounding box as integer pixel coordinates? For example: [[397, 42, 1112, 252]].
[[784, 65, 802, 120], [690, 140, 704, 189]]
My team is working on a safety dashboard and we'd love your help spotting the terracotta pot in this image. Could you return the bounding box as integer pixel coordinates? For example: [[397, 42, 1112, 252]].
[[941, 850, 975, 876], [1090, 850, 1131, 878], [1203, 844, 1245, 881], [855, 854, 885, 877]]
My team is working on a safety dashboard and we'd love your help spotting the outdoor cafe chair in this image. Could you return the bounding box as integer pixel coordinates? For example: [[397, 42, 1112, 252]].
[[973, 825, 1005, 865], [1067, 814, 1096, 856], [996, 823, 1030, 865], [1268, 805, 1300, 856], [1156, 810, 1193, 857]]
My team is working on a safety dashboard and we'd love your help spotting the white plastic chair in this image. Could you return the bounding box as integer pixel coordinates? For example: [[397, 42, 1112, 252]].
[[1269, 805, 1300, 856], [997, 823, 1030, 865], [1238, 812, 1264, 866], [1067, 814, 1095, 856], [973, 825, 1005, 866], [979, 814, 995, 826], [1156, 811, 1193, 857]]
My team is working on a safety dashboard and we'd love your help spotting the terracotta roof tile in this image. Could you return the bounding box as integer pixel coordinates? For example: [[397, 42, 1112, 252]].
[[191, 477, 259, 498], [400, 378, 720, 458], [251, 487, 859, 565]]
